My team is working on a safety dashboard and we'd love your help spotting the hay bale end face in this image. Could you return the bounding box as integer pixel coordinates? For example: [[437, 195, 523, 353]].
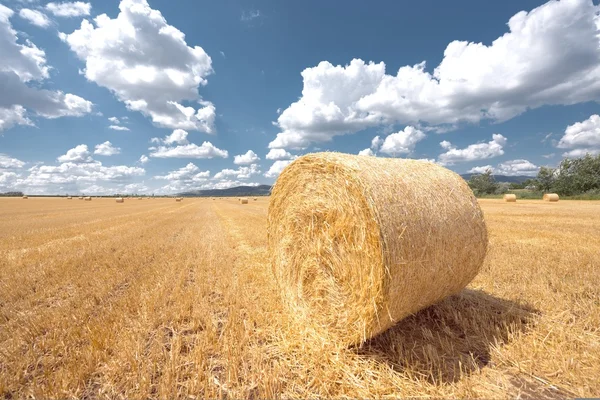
[[543, 193, 559, 202], [268, 152, 488, 346], [241, 198, 249, 204], [115, 197, 124, 203], [504, 194, 517, 202]]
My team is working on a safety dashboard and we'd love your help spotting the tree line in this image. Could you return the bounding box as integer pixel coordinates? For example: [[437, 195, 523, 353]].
[[468, 154, 600, 197]]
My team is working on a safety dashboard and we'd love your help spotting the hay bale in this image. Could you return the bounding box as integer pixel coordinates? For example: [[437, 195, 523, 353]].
[[543, 193, 559, 202], [241, 198, 249, 204], [115, 197, 124, 203], [67, 196, 72, 199], [268, 152, 488, 346], [253, 197, 257, 201], [22, 195, 28, 199], [503, 194, 517, 202], [175, 197, 182, 202], [84, 196, 92, 201], [78, 196, 83, 200]]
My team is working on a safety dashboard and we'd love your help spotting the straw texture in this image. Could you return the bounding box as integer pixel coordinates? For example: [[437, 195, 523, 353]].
[[543, 193, 559, 202], [504, 194, 517, 202], [268, 152, 488, 346], [116, 198, 124, 203], [241, 198, 249, 204]]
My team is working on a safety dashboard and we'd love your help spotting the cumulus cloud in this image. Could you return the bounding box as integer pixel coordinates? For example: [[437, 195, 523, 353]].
[[233, 150, 259, 165], [109, 125, 129, 131], [371, 135, 383, 150], [556, 114, 600, 157], [0, 5, 92, 132], [358, 148, 376, 156], [60, 0, 216, 133], [57, 144, 93, 163], [438, 134, 507, 165], [0, 153, 25, 169], [154, 162, 209, 181], [264, 159, 293, 178], [108, 116, 120, 124], [149, 141, 228, 159], [270, 0, 600, 149], [379, 126, 426, 155], [94, 141, 121, 156], [214, 164, 260, 180], [138, 155, 149, 164], [469, 159, 539, 176], [18, 9, 51, 28], [265, 148, 294, 160], [164, 129, 189, 145], [46, 2, 91, 18]]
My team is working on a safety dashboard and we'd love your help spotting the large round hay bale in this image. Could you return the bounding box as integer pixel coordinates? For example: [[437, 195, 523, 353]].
[[175, 197, 182, 202], [543, 193, 559, 202], [503, 194, 517, 202], [241, 198, 249, 204], [115, 197, 124, 203], [22, 196, 28, 199], [268, 152, 488, 346], [84, 196, 92, 201], [67, 196, 72, 199]]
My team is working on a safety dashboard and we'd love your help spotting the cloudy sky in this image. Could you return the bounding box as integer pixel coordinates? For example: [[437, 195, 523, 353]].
[[1, 0, 599, 195]]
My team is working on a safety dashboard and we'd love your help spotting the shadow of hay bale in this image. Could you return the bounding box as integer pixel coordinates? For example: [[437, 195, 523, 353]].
[[355, 289, 539, 384]]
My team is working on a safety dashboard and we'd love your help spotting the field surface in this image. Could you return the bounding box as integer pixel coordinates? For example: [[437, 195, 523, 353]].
[[0, 197, 599, 399]]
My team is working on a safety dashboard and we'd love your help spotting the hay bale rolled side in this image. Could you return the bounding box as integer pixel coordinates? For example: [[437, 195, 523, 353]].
[[22, 196, 28, 199], [543, 193, 559, 202], [67, 196, 72, 199], [115, 197, 124, 203], [504, 194, 517, 202], [241, 198, 249, 204], [175, 197, 182, 202], [78, 196, 83, 200], [268, 152, 488, 346], [84, 196, 92, 201]]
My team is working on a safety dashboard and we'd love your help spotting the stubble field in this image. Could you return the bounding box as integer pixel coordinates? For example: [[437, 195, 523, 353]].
[[0, 197, 598, 399]]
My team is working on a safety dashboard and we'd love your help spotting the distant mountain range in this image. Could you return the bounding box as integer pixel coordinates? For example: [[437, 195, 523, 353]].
[[177, 175, 533, 197]]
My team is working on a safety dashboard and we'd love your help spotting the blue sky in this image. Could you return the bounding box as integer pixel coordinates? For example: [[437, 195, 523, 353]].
[[1, 0, 599, 195]]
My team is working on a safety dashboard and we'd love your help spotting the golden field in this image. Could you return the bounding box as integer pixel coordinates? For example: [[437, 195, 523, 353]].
[[0, 197, 598, 399]]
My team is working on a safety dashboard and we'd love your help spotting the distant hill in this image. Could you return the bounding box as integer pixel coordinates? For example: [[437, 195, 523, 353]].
[[178, 185, 272, 197], [460, 174, 533, 184], [177, 175, 533, 197]]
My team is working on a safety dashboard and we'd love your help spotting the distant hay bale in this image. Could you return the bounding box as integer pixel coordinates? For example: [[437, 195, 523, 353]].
[[115, 197, 124, 203], [138, 197, 142, 200], [67, 196, 72, 199], [241, 198, 249, 204], [22, 196, 28, 199], [253, 197, 257, 201], [504, 194, 517, 202], [84, 196, 92, 201], [78, 196, 83, 200], [543, 193, 559, 202], [176, 197, 182, 202], [268, 152, 488, 346]]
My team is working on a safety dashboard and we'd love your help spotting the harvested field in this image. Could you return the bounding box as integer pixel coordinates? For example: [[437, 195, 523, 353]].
[[0, 197, 598, 399]]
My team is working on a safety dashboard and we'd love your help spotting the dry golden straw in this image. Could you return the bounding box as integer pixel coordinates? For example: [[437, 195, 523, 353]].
[[543, 193, 559, 202], [241, 198, 249, 204], [115, 198, 124, 203], [504, 194, 517, 202], [268, 152, 488, 346], [84, 197, 92, 201]]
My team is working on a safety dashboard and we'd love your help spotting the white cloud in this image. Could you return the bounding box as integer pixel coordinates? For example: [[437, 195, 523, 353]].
[[371, 135, 383, 150], [556, 114, 600, 157], [469, 160, 539, 176], [201, 180, 261, 190], [264, 159, 293, 178], [0, 5, 92, 132], [0, 153, 25, 169], [108, 116, 120, 124], [46, 2, 91, 18], [265, 148, 294, 160], [233, 150, 260, 165], [108, 125, 130, 131], [214, 164, 260, 180], [60, 0, 216, 133], [121, 182, 148, 193], [94, 141, 121, 156], [138, 155, 149, 164], [19, 9, 51, 28], [241, 10, 261, 22], [438, 134, 507, 165], [149, 142, 228, 159], [379, 126, 426, 155], [270, 0, 600, 149], [154, 162, 209, 181], [358, 148, 376, 156], [467, 165, 494, 174], [164, 129, 189, 145], [57, 144, 93, 163]]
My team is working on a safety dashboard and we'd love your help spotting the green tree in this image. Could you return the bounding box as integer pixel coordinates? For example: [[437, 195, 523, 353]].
[[553, 154, 600, 195], [468, 169, 498, 195], [536, 166, 555, 192]]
